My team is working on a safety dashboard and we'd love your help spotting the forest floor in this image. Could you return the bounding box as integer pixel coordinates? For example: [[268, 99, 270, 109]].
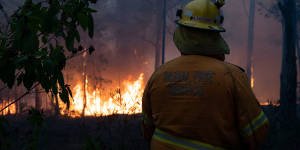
[[3, 114, 149, 150], [2, 105, 300, 150]]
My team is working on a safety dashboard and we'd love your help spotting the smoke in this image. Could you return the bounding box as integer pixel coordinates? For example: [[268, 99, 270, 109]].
[[0, 0, 284, 105], [83, 0, 283, 102], [223, 0, 282, 101]]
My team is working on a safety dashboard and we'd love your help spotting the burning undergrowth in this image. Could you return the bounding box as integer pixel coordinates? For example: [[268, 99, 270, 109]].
[[58, 73, 145, 117]]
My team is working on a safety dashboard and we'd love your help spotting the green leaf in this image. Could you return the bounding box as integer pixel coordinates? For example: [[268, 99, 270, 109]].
[[40, 76, 50, 93], [23, 76, 34, 90], [77, 12, 88, 31], [42, 36, 47, 44], [0, 34, 8, 40], [65, 33, 75, 51], [66, 85, 73, 98], [59, 87, 70, 108], [84, 8, 97, 13], [88, 46, 95, 55], [21, 32, 39, 54], [87, 14, 94, 38], [17, 73, 24, 85], [75, 30, 80, 42], [15, 56, 29, 67], [43, 58, 55, 73], [57, 71, 65, 88], [0, 60, 16, 88], [52, 83, 58, 95]]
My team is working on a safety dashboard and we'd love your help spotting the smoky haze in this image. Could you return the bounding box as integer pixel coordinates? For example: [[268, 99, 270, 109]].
[[0, 0, 283, 104], [88, 0, 282, 102]]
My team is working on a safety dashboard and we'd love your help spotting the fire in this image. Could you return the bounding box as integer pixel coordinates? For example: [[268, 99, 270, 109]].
[[0, 99, 16, 115], [59, 73, 144, 117], [251, 66, 254, 88]]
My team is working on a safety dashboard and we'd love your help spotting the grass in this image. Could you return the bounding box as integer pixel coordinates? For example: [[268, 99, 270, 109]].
[[1, 105, 300, 150], [2, 114, 149, 150]]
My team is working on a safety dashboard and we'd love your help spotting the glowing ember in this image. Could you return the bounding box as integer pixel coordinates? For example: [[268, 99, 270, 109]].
[[0, 99, 16, 115], [59, 73, 144, 117], [260, 102, 269, 106]]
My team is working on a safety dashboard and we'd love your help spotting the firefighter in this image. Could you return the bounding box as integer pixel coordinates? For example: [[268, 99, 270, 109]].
[[141, 0, 269, 150]]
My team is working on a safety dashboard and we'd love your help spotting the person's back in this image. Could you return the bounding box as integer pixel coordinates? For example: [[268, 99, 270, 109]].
[[141, 0, 269, 149], [149, 55, 242, 149], [143, 55, 268, 150]]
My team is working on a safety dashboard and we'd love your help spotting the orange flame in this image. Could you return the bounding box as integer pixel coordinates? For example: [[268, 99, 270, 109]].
[[251, 66, 254, 88], [59, 73, 144, 117], [0, 99, 16, 115]]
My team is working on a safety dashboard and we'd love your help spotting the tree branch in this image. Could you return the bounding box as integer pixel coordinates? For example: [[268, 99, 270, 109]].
[[278, 1, 286, 14], [0, 83, 39, 113], [66, 48, 89, 59]]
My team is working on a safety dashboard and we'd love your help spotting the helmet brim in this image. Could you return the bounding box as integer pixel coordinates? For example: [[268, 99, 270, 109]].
[[175, 20, 226, 32]]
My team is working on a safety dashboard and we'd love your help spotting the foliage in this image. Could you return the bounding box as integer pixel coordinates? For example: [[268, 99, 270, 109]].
[[82, 136, 103, 150], [0, 0, 97, 109], [25, 108, 47, 150], [257, 0, 300, 22], [0, 117, 12, 150], [261, 105, 300, 150]]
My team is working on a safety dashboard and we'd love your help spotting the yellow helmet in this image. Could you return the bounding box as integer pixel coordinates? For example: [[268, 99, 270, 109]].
[[176, 0, 226, 32]]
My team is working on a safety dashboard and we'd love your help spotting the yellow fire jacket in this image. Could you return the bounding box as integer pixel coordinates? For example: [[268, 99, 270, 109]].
[[142, 55, 269, 150]]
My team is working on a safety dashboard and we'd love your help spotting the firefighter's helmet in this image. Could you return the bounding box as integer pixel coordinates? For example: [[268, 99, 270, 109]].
[[176, 0, 226, 32]]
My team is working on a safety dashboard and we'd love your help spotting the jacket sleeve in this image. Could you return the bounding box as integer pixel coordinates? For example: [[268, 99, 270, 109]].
[[232, 70, 269, 150], [141, 75, 155, 142]]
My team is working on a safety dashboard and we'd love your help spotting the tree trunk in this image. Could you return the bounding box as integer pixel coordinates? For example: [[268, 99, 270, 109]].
[[154, 0, 162, 69], [161, 0, 167, 65], [54, 94, 60, 115], [82, 52, 87, 117], [279, 0, 297, 121], [246, 0, 256, 88], [14, 85, 19, 114], [50, 93, 60, 116], [35, 86, 42, 111]]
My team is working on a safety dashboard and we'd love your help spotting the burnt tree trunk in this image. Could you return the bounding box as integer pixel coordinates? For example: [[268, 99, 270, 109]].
[[54, 95, 59, 115], [279, 0, 297, 121], [35, 86, 42, 111], [14, 85, 19, 114], [246, 0, 256, 88], [82, 52, 87, 117], [50, 93, 60, 116]]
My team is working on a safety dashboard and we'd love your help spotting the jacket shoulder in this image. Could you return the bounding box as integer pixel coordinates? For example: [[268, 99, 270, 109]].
[[231, 64, 245, 72], [224, 63, 245, 73]]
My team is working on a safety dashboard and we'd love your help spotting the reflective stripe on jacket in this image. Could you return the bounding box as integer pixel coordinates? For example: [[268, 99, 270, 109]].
[[153, 128, 227, 150], [240, 111, 268, 137]]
